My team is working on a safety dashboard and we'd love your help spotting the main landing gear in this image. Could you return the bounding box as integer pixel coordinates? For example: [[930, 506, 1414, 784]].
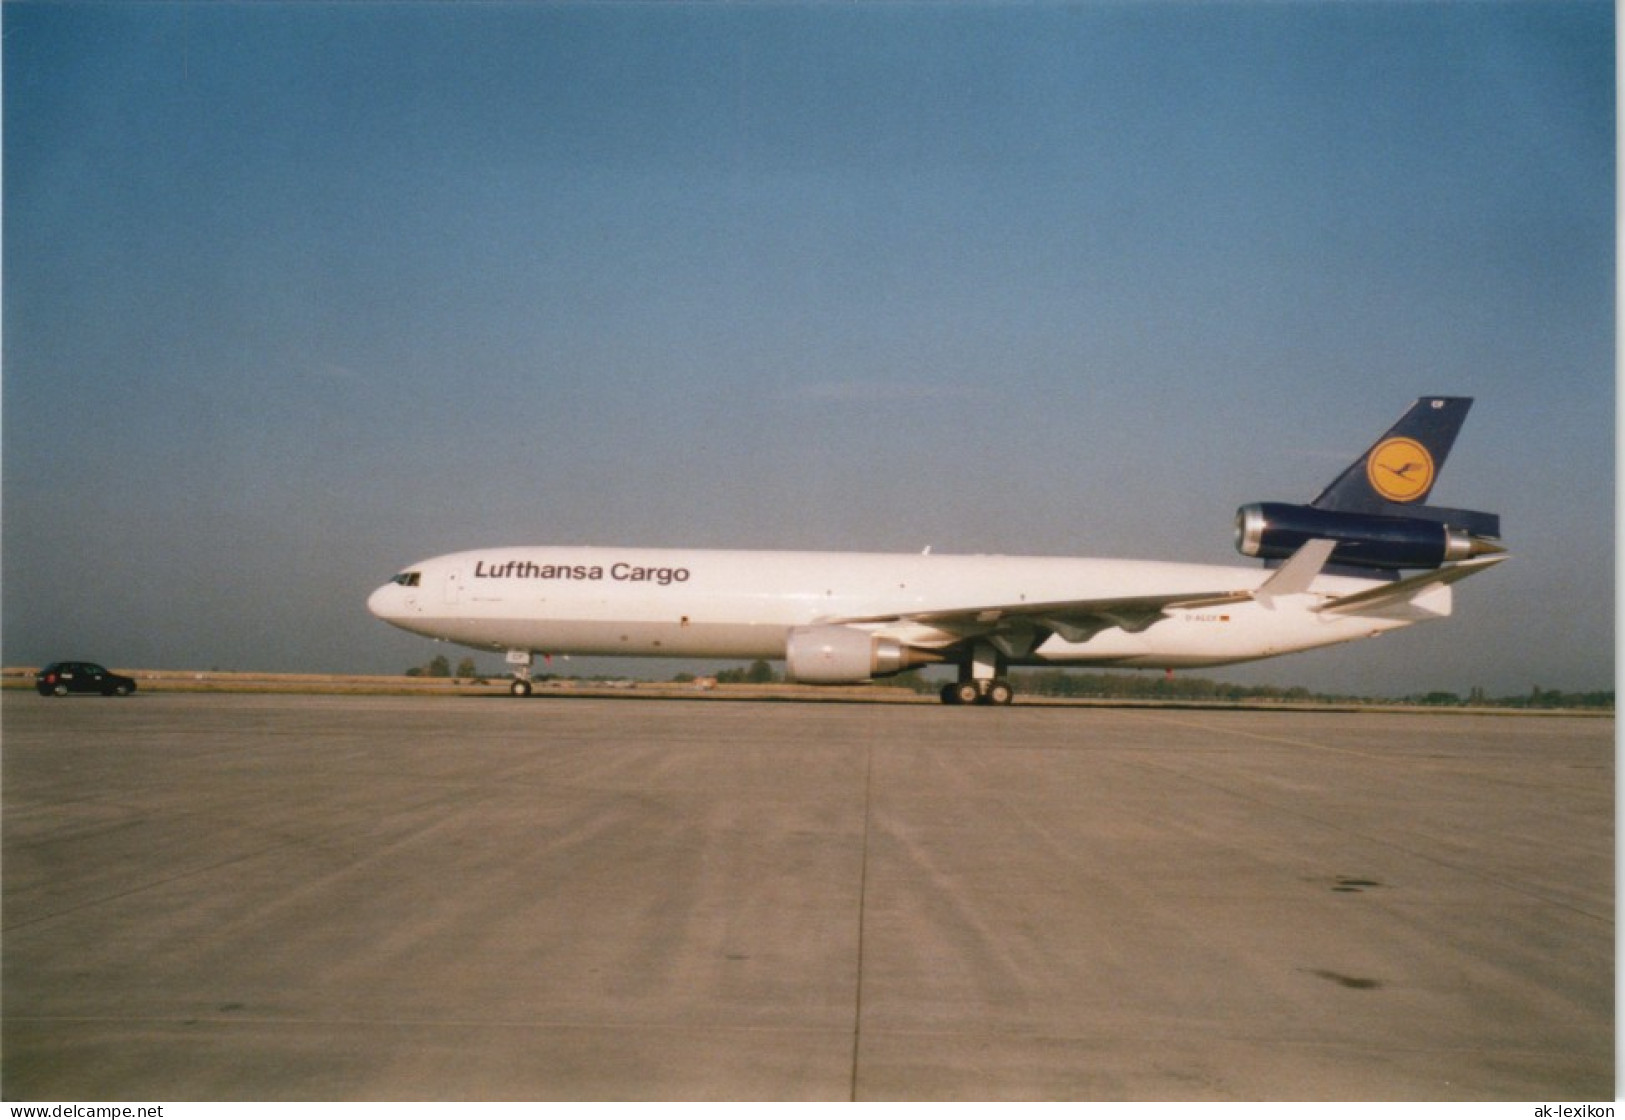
[[939, 678, 1015, 706], [938, 641, 1015, 706]]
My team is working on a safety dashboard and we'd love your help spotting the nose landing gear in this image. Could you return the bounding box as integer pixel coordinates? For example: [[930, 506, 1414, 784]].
[[507, 650, 535, 697]]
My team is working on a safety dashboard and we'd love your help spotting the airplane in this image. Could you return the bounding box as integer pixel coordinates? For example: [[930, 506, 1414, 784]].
[[368, 397, 1505, 705]]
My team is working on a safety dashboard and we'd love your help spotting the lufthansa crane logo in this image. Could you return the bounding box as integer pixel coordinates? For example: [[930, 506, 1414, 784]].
[[1366, 437, 1434, 502]]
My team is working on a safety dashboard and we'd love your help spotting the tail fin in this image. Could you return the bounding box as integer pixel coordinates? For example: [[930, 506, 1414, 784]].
[[1310, 396, 1500, 539], [1312, 397, 1470, 512]]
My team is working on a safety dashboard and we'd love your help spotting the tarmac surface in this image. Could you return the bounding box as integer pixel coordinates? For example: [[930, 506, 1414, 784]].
[[1, 692, 1613, 1101]]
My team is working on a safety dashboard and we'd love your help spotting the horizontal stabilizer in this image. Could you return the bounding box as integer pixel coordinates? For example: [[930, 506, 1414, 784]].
[[1316, 555, 1507, 615]]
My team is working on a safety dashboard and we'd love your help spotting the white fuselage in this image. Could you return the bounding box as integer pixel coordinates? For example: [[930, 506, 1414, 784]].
[[367, 546, 1450, 670]]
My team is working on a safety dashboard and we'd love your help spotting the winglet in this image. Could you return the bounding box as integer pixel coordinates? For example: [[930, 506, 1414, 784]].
[[1254, 539, 1337, 606]]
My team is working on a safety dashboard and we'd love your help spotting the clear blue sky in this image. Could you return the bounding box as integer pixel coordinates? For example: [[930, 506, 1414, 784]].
[[4, 1, 1614, 697]]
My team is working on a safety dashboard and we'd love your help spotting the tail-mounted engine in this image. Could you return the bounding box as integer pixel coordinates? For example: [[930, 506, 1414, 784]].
[[785, 625, 940, 685], [1236, 502, 1502, 572]]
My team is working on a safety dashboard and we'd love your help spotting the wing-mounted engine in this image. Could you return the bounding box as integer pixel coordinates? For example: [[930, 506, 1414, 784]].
[[784, 625, 942, 685], [1235, 502, 1503, 572]]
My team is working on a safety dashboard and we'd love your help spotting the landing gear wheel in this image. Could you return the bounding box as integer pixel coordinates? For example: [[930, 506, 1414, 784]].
[[986, 679, 1015, 706], [506, 650, 536, 698], [940, 683, 962, 705], [953, 681, 982, 706]]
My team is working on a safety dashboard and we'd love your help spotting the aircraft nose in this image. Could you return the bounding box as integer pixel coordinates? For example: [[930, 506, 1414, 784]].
[[367, 582, 400, 620]]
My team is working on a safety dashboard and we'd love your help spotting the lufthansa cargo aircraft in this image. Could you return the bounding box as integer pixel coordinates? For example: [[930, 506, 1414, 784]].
[[369, 398, 1505, 704]]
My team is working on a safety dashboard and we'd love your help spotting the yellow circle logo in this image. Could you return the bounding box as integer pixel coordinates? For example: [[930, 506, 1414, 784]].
[[1366, 437, 1434, 502]]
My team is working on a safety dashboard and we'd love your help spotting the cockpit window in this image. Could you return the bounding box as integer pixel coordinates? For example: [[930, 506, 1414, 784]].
[[392, 572, 421, 587]]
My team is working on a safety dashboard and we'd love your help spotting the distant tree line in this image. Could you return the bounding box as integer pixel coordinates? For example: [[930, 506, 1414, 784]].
[[732, 664, 1614, 709], [1450, 685, 1615, 710], [405, 655, 482, 680], [409, 655, 1612, 710], [1010, 670, 1612, 709], [1012, 669, 1315, 702], [720, 659, 776, 684]]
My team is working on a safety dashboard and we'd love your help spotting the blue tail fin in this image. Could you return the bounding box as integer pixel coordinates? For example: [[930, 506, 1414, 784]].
[[1310, 397, 1499, 539], [1312, 397, 1469, 512]]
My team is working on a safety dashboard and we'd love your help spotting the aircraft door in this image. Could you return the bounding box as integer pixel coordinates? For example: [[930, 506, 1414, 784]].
[[443, 565, 462, 605]]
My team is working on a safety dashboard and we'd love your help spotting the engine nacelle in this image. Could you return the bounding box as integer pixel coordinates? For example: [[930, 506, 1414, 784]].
[[785, 625, 932, 685], [1235, 502, 1494, 571]]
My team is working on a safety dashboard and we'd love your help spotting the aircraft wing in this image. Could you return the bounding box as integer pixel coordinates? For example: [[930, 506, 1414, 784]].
[[831, 541, 1349, 656], [832, 587, 1255, 653], [866, 550, 1508, 651]]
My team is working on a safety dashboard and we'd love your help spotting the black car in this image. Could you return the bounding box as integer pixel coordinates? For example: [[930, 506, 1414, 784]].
[[35, 662, 137, 697]]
